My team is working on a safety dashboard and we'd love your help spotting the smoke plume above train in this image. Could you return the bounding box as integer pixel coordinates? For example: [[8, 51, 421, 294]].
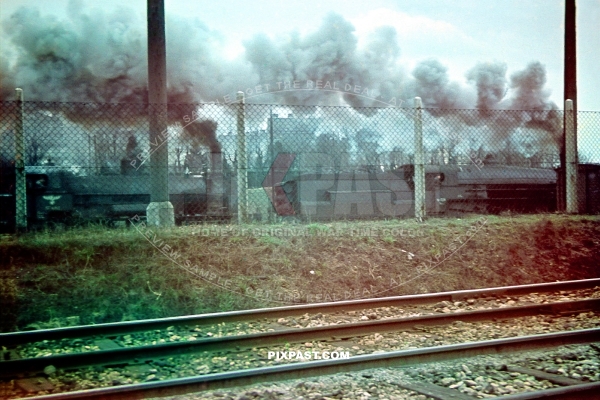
[[0, 3, 561, 146]]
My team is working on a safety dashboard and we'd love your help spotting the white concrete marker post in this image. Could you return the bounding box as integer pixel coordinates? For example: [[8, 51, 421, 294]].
[[565, 99, 578, 214], [414, 97, 425, 221], [236, 91, 248, 223], [15, 88, 27, 232]]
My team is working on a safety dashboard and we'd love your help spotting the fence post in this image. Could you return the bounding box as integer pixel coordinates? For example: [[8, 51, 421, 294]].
[[208, 152, 224, 216], [236, 91, 248, 223], [414, 97, 425, 221], [15, 88, 27, 232], [565, 99, 578, 213], [268, 105, 274, 223]]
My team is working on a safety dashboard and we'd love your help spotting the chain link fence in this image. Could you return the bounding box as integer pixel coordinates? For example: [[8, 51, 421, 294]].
[[1, 100, 599, 232]]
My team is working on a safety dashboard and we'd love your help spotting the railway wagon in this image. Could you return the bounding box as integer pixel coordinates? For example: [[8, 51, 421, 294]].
[[279, 164, 557, 220], [0, 161, 571, 232]]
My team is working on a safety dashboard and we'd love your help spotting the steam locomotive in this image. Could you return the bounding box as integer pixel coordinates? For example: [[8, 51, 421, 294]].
[[0, 163, 230, 232], [0, 157, 565, 232]]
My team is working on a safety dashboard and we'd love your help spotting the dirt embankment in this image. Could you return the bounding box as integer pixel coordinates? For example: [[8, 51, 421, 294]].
[[0, 214, 598, 332]]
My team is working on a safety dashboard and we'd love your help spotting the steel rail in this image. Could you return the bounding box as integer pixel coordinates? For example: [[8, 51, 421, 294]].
[[2, 278, 599, 346], [396, 380, 600, 400], [2, 298, 599, 378], [18, 328, 600, 400], [493, 383, 600, 399]]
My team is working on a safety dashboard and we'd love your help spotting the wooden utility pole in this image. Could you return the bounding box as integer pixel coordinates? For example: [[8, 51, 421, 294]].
[[146, 0, 174, 226], [560, 0, 577, 212]]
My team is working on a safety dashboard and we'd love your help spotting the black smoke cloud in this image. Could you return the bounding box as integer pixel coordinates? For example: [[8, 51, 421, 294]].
[[182, 120, 221, 153], [411, 59, 466, 110], [244, 13, 359, 108], [1, 4, 560, 145], [244, 14, 408, 113], [0, 3, 256, 115], [2, 5, 558, 111], [1, 6, 147, 103], [507, 61, 562, 143], [509, 61, 555, 111], [343, 26, 406, 113], [466, 61, 507, 111]]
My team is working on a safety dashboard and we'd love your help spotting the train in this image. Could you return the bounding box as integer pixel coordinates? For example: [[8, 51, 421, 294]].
[[0, 163, 230, 231], [1, 158, 599, 232], [278, 163, 558, 219]]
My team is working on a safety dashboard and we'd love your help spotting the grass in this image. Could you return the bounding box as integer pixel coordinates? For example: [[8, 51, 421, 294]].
[[0, 214, 599, 332]]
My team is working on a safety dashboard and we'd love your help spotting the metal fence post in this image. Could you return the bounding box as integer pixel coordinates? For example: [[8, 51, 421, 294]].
[[565, 99, 578, 213], [236, 91, 248, 223], [414, 97, 425, 221], [15, 88, 27, 232], [269, 105, 274, 223]]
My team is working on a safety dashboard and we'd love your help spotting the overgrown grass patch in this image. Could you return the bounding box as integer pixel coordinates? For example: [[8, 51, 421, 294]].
[[0, 214, 598, 331]]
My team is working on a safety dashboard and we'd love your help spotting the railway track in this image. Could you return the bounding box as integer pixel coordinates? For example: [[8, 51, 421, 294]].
[[3, 330, 600, 399], [3, 278, 600, 351], [1, 279, 599, 399]]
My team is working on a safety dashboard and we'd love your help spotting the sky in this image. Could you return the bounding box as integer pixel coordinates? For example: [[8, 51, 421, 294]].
[[0, 0, 598, 111]]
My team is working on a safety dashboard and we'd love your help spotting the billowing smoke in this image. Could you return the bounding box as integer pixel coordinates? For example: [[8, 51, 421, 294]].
[[1, 6, 147, 103], [244, 13, 358, 109], [2, 5, 559, 114], [1, 4, 562, 158], [182, 120, 221, 153], [509, 61, 553, 110], [411, 59, 466, 110], [343, 26, 405, 113], [244, 15, 408, 115], [466, 61, 507, 111], [511, 62, 562, 144], [0, 3, 256, 113]]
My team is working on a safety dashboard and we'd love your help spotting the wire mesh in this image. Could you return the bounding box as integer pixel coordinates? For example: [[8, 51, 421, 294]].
[[0, 101, 599, 231]]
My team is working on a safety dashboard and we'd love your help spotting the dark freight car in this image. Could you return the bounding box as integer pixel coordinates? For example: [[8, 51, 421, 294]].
[[281, 164, 558, 220], [2, 160, 598, 232]]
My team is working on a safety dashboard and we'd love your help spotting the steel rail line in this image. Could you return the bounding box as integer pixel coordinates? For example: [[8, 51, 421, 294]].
[[18, 328, 600, 400], [2, 278, 599, 347], [2, 298, 599, 378], [495, 383, 600, 400]]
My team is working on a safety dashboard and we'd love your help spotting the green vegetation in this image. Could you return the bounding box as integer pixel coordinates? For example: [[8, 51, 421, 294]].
[[0, 214, 599, 332]]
